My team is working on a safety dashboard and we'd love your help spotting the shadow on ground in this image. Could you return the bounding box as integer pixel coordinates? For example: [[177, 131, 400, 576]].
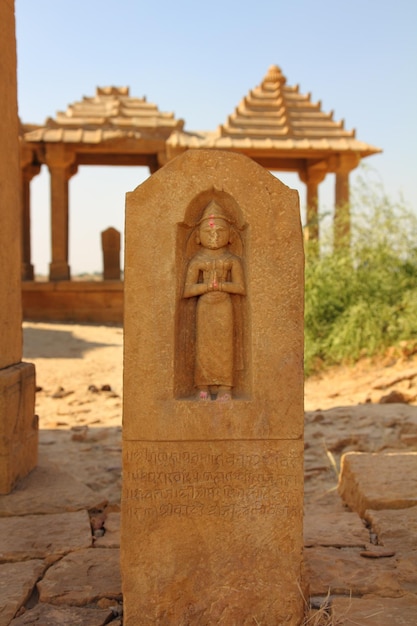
[[23, 325, 122, 359]]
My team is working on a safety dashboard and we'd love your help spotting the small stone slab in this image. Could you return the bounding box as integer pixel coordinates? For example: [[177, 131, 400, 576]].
[[304, 504, 368, 548], [338, 452, 417, 516], [10, 603, 113, 626], [365, 507, 417, 552], [94, 512, 120, 548], [332, 595, 417, 626], [37, 548, 121, 606], [0, 511, 92, 562], [304, 546, 403, 597], [0, 560, 44, 626], [0, 463, 104, 517]]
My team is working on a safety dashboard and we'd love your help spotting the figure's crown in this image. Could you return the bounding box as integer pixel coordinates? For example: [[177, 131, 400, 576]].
[[197, 200, 232, 225]]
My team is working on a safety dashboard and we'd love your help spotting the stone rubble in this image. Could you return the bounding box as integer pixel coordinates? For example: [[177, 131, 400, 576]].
[[0, 400, 415, 623]]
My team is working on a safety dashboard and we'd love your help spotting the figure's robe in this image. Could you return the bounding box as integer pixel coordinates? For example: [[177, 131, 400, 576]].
[[185, 250, 244, 389], [195, 290, 233, 387]]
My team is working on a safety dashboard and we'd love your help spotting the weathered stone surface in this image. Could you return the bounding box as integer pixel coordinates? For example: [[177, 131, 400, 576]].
[[0, 363, 38, 494], [22, 281, 123, 324], [94, 512, 120, 548], [338, 452, 417, 516], [38, 428, 122, 507], [305, 546, 404, 597], [365, 507, 417, 552], [0, 3, 37, 496], [123, 150, 303, 440], [0, 511, 91, 562], [0, 463, 104, 517], [395, 553, 417, 594], [304, 403, 417, 507], [0, 560, 44, 626], [10, 603, 113, 626], [0, 1, 22, 371], [122, 150, 304, 624], [101, 227, 121, 280], [332, 594, 417, 625], [304, 504, 369, 548], [123, 440, 304, 624], [37, 548, 121, 606]]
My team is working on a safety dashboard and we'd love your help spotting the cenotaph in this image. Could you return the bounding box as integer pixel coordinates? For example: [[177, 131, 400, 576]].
[[101, 226, 121, 280], [122, 150, 305, 624]]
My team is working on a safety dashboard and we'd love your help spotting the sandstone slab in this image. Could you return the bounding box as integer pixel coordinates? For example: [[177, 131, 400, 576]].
[[0, 560, 44, 626], [365, 506, 417, 552], [37, 548, 121, 606], [395, 552, 417, 594], [0, 511, 91, 562], [304, 546, 403, 597], [304, 504, 369, 548], [123, 440, 304, 625], [38, 428, 122, 506], [338, 452, 417, 516], [122, 150, 305, 624], [332, 594, 417, 626], [10, 603, 113, 626], [0, 463, 104, 517]]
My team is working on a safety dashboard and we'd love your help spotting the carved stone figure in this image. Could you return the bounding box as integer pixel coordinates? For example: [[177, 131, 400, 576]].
[[183, 200, 245, 400]]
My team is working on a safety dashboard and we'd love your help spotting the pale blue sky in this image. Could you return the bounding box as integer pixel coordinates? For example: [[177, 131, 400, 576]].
[[15, 0, 417, 274]]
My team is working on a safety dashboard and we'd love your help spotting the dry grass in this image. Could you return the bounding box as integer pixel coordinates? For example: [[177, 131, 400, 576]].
[[300, 587, 354, 626]]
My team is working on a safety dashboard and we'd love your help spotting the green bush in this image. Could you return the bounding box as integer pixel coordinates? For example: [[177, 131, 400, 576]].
[[304, 169, 417, 375]]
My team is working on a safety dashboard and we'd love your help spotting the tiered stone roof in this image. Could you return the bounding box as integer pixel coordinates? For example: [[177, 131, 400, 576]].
[[21, 68, 380, 171], [166, 65, 380, 160], [24, 87, 184, 144]]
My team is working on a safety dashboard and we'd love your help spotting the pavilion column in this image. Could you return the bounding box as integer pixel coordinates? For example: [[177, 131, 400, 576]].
[[45, 146, 78, 281], [20, 162, 41, 281], [333, 154, 360, 248], [299, 165, 327, 255]]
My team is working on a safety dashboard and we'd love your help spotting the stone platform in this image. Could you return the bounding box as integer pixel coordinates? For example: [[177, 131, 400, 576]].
[[22, 281, 123, 324], [0, 402, 416, 625]]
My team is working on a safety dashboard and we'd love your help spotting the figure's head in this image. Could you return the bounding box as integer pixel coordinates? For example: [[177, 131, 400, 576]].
[[196, 201, 232, 249]]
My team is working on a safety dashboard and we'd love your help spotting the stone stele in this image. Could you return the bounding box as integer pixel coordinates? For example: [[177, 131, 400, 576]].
[[122, 149, 305, 625]]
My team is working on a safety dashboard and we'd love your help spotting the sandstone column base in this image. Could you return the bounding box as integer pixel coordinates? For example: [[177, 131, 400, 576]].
[[0, 362, 38, 494]]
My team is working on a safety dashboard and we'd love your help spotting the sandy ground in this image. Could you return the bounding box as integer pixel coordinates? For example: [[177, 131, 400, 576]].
[[23, 322, 124, 431], [23, 320, 417, 432]]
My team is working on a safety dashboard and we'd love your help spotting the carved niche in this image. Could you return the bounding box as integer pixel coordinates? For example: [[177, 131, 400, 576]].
[[175, 189, 251, 400]]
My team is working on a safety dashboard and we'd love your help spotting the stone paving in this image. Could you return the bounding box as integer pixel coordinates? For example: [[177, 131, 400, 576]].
[[0, 403, 416, 625]]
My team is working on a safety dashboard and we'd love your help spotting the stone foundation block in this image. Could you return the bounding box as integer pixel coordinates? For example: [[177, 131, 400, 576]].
[[0, 362, 38, 494], [338, 452, 417, 516]]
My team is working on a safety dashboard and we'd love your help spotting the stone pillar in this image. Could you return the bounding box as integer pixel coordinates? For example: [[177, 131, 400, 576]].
[[122, 150, 305, 624], [45, 145, 78, 281], [101, 227, 121, 280], [21, 160, 41, 281], [299, 165, 327, 254], [333, 154, 359, 248], [0, 0, 38, 494]]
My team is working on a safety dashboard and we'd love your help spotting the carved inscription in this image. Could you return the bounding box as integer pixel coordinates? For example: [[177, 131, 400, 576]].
[[124, 446, 302, 521]]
